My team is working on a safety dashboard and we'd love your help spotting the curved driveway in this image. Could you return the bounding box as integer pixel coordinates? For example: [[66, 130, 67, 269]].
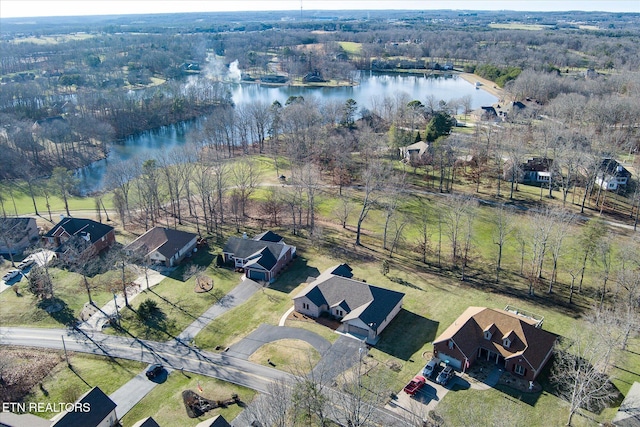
[[225, 323, 331, 359]]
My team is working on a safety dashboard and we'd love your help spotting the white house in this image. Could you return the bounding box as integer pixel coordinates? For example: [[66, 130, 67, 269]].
[[293, 264, 405, 344]]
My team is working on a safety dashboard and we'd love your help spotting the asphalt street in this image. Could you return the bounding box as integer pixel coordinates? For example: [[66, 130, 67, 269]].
[[0, 326, 290, 394]]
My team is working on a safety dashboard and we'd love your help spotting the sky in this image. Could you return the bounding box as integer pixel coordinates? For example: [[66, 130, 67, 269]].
[[1, 0, 638, 19]]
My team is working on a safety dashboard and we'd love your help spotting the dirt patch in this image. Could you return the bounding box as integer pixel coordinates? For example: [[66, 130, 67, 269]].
[[287, 310, 341, 331], [0, 347, 64, 403], [182, 389, 239, 418], [194, 276, 213, 293]]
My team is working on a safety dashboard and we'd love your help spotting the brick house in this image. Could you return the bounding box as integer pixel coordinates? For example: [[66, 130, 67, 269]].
[[432, 306, 557, 381]]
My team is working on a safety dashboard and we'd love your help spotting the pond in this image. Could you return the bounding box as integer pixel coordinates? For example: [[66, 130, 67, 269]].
[[76, 72, 497, 194]]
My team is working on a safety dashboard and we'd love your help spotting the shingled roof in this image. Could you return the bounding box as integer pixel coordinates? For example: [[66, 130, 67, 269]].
[[52, 386, 116, 427], [296, 267, 405, 330], [223, 237, 289, 262], [434, 307, 557, 371], [45, 217, 113, 244], [126, 227, 196, 258]]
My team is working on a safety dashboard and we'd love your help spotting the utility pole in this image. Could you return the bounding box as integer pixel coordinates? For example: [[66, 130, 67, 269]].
[[61, 335, 70, 367]]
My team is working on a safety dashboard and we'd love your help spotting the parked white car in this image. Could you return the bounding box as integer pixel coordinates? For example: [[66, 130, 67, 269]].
[[2, 269, 21, 282], [17, 257, 35, 270]]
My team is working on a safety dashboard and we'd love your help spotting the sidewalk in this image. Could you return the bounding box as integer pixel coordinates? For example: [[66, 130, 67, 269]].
[[78, 268, 172, 331], [176, 277, 263, 343]]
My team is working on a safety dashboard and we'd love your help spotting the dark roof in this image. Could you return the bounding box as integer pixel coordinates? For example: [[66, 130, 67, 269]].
[[131, 417, 162, 427], [205, 415, 232, 427], [244, 246, 278, 271], [296, 269, 405, 329], [522, 157, 553, 172], [52, 386, 116, 427], [126, 227, 197, 258], [600, 159, 631, 178], [329, 263, 353, 278], [45, 217, 113, 244], [254, 230, 283, 243], [434, 307, 557, 372], [223, 237, 289, 261]]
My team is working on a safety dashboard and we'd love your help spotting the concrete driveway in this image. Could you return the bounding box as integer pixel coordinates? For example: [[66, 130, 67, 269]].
[[386, 371, 457, 420], [0, 250, 55, 294]]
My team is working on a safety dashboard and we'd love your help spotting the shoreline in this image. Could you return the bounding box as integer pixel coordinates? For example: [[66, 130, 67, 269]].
[[457, 72, 506, 101]]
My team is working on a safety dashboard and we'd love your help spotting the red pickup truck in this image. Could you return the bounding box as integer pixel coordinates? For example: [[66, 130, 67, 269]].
[[403, 375, 426, 395]]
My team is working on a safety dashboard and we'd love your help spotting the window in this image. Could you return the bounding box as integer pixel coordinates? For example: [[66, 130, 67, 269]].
[[503, 338, 511, 348], [302, 303, 309, 310], [484, 331, 492, 340], [336, 309, 343, 317], [514, 365, 526, 376], [448, 340, 454, 350]]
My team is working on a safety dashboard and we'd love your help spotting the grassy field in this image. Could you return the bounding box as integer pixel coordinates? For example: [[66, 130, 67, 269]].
[[248, 339, 321, 374], [120, 371, 255, 426], [104, 249, 239, 341], [0, 267, 120, 327], [338, 41, 363, 56], [23, 353, 144, 419]]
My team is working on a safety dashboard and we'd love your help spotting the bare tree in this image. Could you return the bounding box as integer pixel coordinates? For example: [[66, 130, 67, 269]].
[[551, 313, 619, 426], [442, 195, 475, 266], [355, 161, 388, 246], [547, 209, 575, 294], [491, 204, 516, 283], [332, 192, 355, 229], [231, 157, 260, 217]]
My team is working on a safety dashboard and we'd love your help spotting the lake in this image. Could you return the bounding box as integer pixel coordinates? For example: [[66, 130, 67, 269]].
[[76, 72, 497, 193]]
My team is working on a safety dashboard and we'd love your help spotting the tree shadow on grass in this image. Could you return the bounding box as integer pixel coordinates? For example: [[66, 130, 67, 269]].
[[37, 297, 77, 326], [268, 256, 320, 294], [375, 309, 439, 361]]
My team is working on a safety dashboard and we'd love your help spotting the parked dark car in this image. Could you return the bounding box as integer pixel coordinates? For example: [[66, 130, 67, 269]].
[[436, 366, 454, 385], [145, 364, 164, 379], [422, 357, 441, 379]]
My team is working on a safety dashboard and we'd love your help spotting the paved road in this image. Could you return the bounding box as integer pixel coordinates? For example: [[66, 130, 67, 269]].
[[177, 277, 262, 342], [0, 326, 289, 394], [0, 250, 55, 294], [1, 326, 413, 426], [109, 369, 167, 419], [225, 323, 332, 359], [311, 335, 364, 381]]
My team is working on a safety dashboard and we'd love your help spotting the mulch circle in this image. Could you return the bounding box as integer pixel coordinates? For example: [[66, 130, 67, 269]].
[[194, 276, 213, 293]]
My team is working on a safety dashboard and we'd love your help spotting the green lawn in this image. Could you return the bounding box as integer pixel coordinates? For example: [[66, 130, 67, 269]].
[[120, 371, 255, 426], [0, 268, 118, 327], [106, 249, 239, 341], [23, 353, 144, 419]]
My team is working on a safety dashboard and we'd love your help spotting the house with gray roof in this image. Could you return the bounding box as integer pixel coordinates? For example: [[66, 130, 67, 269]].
[[125, 227, 197, 267], [51, 386, 117, 427], [293, 264, 405, 344], [222, 231, 296, 283]]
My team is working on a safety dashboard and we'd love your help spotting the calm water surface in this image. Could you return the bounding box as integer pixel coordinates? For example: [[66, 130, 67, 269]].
[[76, 72, 497, 193]]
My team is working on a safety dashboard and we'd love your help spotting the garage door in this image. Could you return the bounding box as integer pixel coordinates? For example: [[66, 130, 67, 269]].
[[348, 325, 369, 337], [436, 353, 462, 370], [248, 270, 266, 281]]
